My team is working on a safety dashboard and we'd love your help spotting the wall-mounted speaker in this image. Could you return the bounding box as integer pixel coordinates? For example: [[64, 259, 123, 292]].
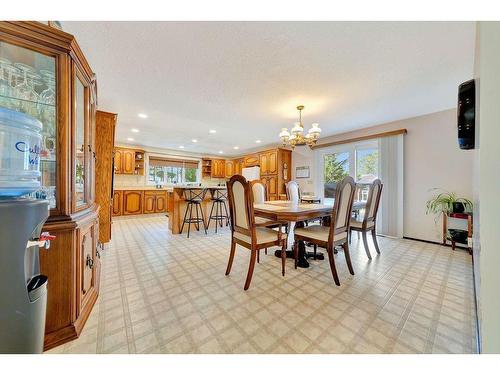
[[457, 79, 475, 150]]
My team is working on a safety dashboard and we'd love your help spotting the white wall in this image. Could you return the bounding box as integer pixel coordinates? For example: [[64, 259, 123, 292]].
[[292, 109, 474, 242], [474, 21, 500, 354]]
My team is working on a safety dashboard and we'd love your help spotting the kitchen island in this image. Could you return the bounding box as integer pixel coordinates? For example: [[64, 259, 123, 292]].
[[169, 186, 228, 235]]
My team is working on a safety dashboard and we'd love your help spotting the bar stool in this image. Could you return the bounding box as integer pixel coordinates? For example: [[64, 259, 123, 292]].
[[207, 188, 230, 233], [180, 188, 207, 238]]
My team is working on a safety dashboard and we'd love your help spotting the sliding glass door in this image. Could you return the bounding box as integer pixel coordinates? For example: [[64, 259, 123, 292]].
[[317, 140, 379, 204]]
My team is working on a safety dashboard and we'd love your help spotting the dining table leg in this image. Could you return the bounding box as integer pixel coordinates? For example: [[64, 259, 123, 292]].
[[273, 221, 324, 268]]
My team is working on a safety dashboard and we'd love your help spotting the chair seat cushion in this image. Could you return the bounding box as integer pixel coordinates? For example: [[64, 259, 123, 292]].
[[350, 219, 375, 229], [294, 225, 347, 243], [234, 227, 286, 245]]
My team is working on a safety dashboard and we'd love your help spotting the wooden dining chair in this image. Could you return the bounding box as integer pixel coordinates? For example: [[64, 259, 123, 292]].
[[286, 181, 301, 203], [226, 175, 287, 290], [251, 180, 287, 260], [293, 176, 357, 286], [350, 179, 383, 259]]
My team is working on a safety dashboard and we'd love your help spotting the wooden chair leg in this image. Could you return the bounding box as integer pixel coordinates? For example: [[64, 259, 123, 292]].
[[225, 239, 236, 275], [281, 241, 286, 277], [371, 229, 381, 254], [244, 249, 257, 290], [313, 244, 317, 260], [343, 242, 355, 275], [265, 248, 267, 255], [362, 231, 372, 260], [257, 249, 260, 263], [326, 246, 341, 286], [293, 240, 298, 269]]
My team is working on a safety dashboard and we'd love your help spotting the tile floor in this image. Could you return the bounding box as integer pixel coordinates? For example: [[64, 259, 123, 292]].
[[47, 215, 477, 354]]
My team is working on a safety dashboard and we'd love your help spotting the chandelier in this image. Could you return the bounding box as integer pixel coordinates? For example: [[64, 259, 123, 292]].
[[279, 105, 321, 149]]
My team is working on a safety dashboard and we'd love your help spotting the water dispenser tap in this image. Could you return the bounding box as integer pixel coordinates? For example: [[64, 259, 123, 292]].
[[27, 232, 55, 250]]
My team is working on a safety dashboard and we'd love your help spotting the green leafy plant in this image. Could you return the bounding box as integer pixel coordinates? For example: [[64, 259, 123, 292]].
[[425, 189, 473, 220]]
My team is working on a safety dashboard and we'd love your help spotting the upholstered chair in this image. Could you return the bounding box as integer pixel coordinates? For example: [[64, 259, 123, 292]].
[[293, 176, 357, 286], [225, 176, 287, 290], [350, 179, 383, 259]]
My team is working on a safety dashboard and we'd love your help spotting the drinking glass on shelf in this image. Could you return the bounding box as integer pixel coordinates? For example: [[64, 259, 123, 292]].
[[39, 76, 55, 105]]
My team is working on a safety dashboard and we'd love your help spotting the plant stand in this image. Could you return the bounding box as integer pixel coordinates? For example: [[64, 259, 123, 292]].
[[442, 212, 473, 254]]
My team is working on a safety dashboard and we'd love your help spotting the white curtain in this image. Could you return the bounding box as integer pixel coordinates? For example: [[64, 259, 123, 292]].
[[378, 134, 404, 237]]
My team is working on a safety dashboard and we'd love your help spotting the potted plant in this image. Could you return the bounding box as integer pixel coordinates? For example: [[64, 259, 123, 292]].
[[425, 189, 473, 220]]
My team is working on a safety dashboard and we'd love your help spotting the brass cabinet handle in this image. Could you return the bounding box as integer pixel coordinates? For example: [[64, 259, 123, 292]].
[[86, 254, 94, 269]]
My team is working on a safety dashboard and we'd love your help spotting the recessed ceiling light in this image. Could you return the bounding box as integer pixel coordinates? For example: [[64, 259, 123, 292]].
[[218, 150, 224, 154], [131, 128, 139, 133], [192, 139, 198, 143], [138, 113, 148, 119], [179, 145, 185, 149], [255, 140, 261, 143], [233, 146, 239, 150], [209, 129, 216, 134], [127, 137, 134, 141]]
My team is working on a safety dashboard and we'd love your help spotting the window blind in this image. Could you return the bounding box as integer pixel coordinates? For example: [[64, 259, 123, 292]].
[[149, 157, 199, 169]]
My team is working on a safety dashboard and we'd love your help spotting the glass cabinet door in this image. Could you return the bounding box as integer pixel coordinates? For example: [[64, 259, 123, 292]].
[[74, 70, 89, 208], [0, 41, 57, 208]]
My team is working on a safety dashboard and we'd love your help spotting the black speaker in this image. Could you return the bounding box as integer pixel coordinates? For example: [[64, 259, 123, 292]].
[[457, 79, 475, 150]]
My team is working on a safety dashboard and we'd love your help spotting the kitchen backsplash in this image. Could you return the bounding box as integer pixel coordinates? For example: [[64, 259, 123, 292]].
[[114, 174, 227, 187], [114, 174, 147, 187]]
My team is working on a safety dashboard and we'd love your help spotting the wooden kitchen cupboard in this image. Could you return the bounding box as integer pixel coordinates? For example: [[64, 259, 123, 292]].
[[211, 159, 225, 178], [0, 21, 100, 350], [259, 148, 291, 200], [143, 191, 167, 213], [225, 160, 234, 178], [123, 190, 144, 215], [112, 190, 123, 216], [95, 111, 117, 244]]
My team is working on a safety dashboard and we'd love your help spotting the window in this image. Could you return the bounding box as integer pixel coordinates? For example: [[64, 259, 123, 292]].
[[355, 147, 379, 201], [318, 141, 379, 204], [323, 152, 349, 199], [148, 157, 199, 185]]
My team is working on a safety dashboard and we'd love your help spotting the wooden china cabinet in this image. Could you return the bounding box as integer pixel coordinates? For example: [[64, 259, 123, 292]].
[[0, 22, 100, 350]]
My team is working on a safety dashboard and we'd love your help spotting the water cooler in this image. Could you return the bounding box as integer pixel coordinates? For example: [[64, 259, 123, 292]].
[[0, 199, 53, 353], [0, 108, 53, 353]]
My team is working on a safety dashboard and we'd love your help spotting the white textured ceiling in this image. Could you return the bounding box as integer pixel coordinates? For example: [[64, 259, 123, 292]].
[[61, 21, 475, 156]]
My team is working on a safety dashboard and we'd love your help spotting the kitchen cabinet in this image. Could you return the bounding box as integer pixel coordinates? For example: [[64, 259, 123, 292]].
[[114, 149, 122, 174], [122, 149, 135, 174], [259, 150, 278, 175], [77, 218, 99, 313], [225, 160, 234, 178], [123, 190, 144, 215], [114, 147, 144, 175], [244, 154, 260, 167], [261, 175, 278, 200], [143, 192, 156, 214], [211, 159, 225, 178], [0, 21, 100, 350], [112, 190, 123, 216], [234, 158, 244, 175], [143, 191, 167, 214], [155, 192, 167, 213]]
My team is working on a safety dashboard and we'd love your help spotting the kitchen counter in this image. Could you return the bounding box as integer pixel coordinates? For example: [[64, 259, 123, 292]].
[[113, 185, 226, 191], [114, 186, 173, 191]]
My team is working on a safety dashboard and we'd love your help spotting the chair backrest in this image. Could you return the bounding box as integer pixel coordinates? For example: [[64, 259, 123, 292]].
[[330, 176, 356, 240], [364, 179, 383, 223], [251, 181, 267, 204], [286, 181, 301, 204], [227, 175, 255, 240]]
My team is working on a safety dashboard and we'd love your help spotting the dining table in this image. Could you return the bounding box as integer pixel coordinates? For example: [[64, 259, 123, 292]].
[[254, 200, 367, 268]]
